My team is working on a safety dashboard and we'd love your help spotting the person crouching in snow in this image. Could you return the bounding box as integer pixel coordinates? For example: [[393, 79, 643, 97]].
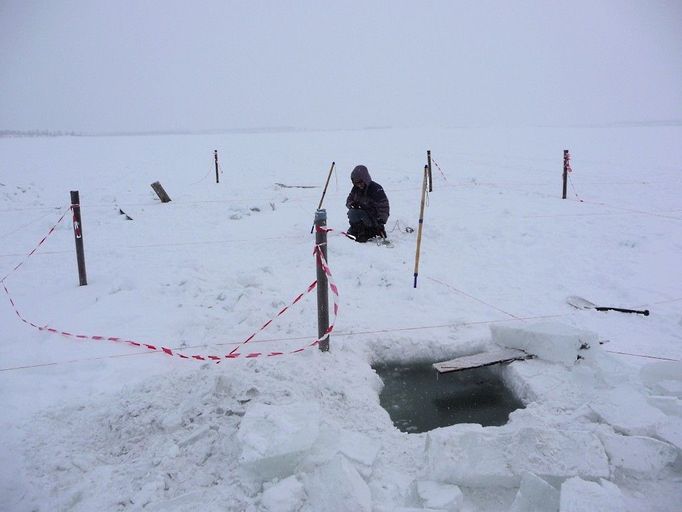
[[346, 165, 390, 243]]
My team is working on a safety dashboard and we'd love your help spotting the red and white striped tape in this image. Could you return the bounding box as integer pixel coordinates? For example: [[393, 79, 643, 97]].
[[227, 279, 318, 357], [2, 276, 327, 360], [431, 157, 450, 182], [316, 225, 356, 241], [2, 207, 341, 361], [0, 206, 71, 283], [316, 244, 340, 335], [565, 151, 573, 173]]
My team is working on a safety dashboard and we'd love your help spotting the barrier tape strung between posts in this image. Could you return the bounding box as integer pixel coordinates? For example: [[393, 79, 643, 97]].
[[0, 205, 71, 283], [430, 157, 450, 182], [426, 276, 521, 319], [315, 225, 353, 240], [220, 245, 339, 360], [3, 307, 681, 373], [2, 206, 340, 361], [317, 224, 385, 243], [2, 210, 678, 368]]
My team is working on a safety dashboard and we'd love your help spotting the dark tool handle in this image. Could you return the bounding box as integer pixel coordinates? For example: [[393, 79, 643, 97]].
[[595, 306, 650, 316]]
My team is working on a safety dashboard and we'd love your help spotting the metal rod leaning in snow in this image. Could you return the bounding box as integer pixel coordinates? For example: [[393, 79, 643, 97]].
[[214, 150, 220, 184], [315, 209, 330, 351], [413, 166, 428, 288], [310, 161, 335, 234], [562, 149, 569, 199], [70, 191, 87, 286]]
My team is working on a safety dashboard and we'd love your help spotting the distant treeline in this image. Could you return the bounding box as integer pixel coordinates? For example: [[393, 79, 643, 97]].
[[1, 126, 394, 139], [0, 129, 80, 138]]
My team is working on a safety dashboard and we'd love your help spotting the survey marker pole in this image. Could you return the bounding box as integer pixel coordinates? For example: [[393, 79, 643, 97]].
[[315, 209, 330, 351], [413, 166, 428, 288]]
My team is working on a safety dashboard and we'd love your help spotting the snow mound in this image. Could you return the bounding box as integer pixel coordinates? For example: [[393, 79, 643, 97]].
[[491, 322, 597, 365], [640, 361, 682, 399], [647, 395, 682, 417], [426, 425, 609, 487], [21, 370, 258, 510], [589, 387, 668, 436], [303, 455, 372, 512], [656, 420, 682, 454], [416, 480, 464, 510], [237, 401, 320, 482], [559, 477, 624, 512], [260, 475, 305, 512], [598, 432, 678, 478], [509, 472, 560, 512], [302, 427, 381, 478]]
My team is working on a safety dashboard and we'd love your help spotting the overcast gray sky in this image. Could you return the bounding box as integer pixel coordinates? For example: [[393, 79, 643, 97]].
[[1, 0, 680, 132]]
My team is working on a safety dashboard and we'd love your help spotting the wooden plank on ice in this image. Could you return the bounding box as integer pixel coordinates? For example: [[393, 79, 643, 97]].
[[433, 348, 532, 374]]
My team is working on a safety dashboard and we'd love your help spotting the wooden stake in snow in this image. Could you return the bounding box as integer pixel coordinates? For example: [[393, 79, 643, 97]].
[[214, 149, 220, 184], [562, 149, 569, 199], [70, 190, 88, 286], [315, 209, 330, 352], [413, 165, 428, 288], [151, 181, 171, 203]]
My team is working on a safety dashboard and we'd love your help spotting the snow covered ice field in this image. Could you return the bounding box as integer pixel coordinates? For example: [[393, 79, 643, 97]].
[[1, 125, 681, 511]]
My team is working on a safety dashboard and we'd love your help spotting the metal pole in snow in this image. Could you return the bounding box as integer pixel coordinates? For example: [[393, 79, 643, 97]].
[[315, 209, 330, 351], [70, 190, 88, 286]]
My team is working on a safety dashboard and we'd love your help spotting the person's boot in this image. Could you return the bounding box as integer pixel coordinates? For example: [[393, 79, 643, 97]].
[[354, 225, 371, 243], [364, 225, 386, 242], [347, 222, 362, 238]]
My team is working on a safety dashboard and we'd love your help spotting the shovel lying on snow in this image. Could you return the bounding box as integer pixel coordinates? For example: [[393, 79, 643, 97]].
[[567, 296, 649, 316]]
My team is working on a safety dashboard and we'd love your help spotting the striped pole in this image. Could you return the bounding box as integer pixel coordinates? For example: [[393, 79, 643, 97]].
[[413, 166, 428, 288]]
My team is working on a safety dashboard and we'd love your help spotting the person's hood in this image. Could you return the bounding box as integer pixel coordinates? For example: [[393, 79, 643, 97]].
[[350, 165, 372, 185]]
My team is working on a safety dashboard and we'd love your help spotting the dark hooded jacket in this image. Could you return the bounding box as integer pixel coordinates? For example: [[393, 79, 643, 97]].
[[345, 165, 390, 224]]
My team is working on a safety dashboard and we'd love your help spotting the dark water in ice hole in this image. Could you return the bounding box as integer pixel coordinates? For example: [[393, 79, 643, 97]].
[[373, 362, 525, 433]]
